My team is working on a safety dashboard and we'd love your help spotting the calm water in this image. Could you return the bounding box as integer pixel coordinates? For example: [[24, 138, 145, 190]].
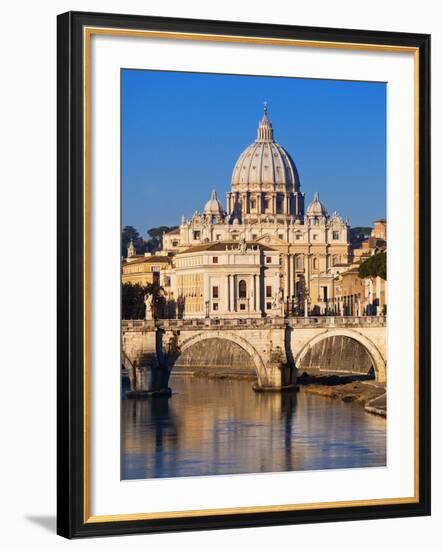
[[121, 375, 386, 480]]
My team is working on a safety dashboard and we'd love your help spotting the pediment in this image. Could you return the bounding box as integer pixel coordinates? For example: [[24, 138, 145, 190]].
[[254, 233, 288, 248]]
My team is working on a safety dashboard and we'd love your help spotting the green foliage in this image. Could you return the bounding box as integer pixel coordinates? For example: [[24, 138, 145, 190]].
[[121, 225, 179, 257], [358, 251, 387, 280], [121, 283, 147, 319], [146, 226, 178, 252], [351, 226, 372, 236], [121, 282, 167, 319], [121, 226, 147, 257]]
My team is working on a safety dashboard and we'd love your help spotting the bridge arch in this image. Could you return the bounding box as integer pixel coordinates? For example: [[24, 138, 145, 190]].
[[171, 331, 269, 385], [294, 329, 386, 383]]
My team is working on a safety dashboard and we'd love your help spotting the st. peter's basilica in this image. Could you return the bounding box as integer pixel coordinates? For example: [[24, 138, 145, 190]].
[[124, 104, 386, 318]]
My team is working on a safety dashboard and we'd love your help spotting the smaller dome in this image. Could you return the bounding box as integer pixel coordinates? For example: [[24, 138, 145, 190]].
[[306, 192, 327, 217], [204, 190, 224, 215]]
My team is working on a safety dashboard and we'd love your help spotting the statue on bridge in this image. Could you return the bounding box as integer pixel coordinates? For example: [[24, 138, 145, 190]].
[[272, 289, 284, 316], [144, 293, 153, 320]]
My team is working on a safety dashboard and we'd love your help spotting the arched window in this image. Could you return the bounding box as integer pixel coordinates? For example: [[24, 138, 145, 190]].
[[238, 280, 247, 298], [313, 257, 319, 270]]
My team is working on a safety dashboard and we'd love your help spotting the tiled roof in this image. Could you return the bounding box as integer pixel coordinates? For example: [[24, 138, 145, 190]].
[[179, 241, 275, 254], [123, 256, 172, 266]]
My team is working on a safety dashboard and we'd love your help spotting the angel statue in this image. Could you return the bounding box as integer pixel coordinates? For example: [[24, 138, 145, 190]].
[[144, 293, 153, 320]]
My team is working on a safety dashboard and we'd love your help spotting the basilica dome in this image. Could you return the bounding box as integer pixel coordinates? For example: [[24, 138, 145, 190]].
[[231, 105, 300, 191]]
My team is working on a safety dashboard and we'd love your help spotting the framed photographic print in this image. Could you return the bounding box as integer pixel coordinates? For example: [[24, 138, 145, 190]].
[[57, 11, 431, 538]]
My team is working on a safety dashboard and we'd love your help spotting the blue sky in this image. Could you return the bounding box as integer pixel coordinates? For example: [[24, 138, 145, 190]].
[[122, 69, 386, 236]]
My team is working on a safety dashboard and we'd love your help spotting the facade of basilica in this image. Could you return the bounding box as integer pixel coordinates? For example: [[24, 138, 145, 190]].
[[124, 105, 386, 318]]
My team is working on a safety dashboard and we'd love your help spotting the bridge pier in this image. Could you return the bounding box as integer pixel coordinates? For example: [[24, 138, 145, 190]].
[[253, 339, 297, 391], [122, 325, 173, 398]]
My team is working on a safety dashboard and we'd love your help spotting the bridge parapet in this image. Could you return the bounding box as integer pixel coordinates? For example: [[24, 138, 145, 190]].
[[122, 317, 287, 332], [122, 316, 386, 332], [287, 316, 387, 329]]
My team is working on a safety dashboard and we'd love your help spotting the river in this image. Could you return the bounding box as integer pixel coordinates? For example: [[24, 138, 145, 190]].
[[121, 375, 386, 480]]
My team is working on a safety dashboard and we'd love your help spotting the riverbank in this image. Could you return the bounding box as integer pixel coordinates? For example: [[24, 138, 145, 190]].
[[297, 372, 386, 417], [174, 368, 386, 417]]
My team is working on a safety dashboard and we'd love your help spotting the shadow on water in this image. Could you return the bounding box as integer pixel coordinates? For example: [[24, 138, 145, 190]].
[[281, 391, 297, 471]]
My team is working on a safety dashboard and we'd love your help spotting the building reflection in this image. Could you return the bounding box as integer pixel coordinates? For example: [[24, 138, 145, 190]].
[[121, 376, 385, 480]]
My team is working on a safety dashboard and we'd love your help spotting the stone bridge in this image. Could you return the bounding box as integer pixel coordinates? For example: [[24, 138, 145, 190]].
[[122, 316, 386, 395]]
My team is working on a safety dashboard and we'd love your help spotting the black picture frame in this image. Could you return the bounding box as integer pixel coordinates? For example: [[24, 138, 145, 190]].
[[57, 10, 431, 539]]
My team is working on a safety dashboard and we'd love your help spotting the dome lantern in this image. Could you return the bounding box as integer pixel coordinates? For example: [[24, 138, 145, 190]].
[[257, 102, 274, 142]]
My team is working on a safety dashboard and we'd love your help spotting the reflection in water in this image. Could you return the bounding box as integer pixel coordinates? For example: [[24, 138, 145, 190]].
[[121, 375, 386, 480]]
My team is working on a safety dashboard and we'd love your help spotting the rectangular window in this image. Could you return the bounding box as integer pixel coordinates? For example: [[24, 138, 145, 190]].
[[266, 285, 272, 298], [240, 303, 246, 310], [333, 231, 339, 240], [212, 302, 218, 311], [193, 230, 200, 240], [252, 234, 257, 240], [266, 302, 272, 310], [266, 256, 272, 264], [250, 199, 256, 209], [212, 256, 218, 264], [313, 234, 318, 240], [215, 234, 221, 241], [212, 286, 219, 298], [295, 233, 302, 240]]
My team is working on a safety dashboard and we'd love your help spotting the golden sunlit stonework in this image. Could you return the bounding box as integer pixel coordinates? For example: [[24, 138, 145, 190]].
[[142, 105, 387, 319], [122, 250, 172, 286]]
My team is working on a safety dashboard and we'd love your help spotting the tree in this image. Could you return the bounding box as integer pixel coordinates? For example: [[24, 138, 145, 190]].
[[121, 226, 147, 257], [121, 283, 147, 319], [121, 281, 167, 319], [350, 226, 372, 246], [122, 225, 179, 257], [358, 251, 387, 280], [145, 226, 178, 253], [351, 226, 372, 236]]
